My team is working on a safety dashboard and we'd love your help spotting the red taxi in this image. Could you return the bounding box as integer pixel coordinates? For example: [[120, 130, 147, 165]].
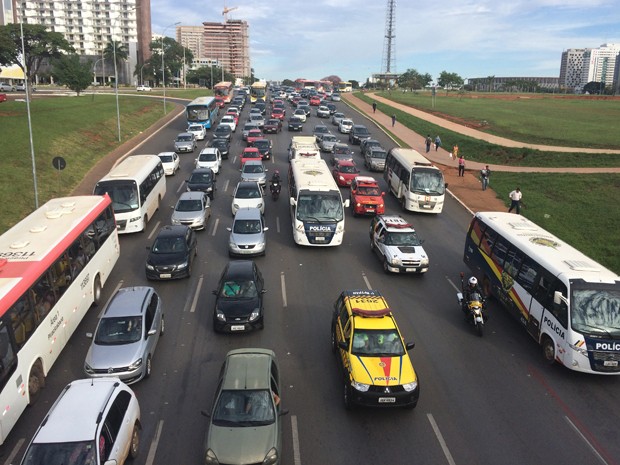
[[349, 176, 385, 216]]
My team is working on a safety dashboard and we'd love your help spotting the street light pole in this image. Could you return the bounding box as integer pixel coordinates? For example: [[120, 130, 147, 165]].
[[162, 21, 181, 114], [140, 63, 146, 86]]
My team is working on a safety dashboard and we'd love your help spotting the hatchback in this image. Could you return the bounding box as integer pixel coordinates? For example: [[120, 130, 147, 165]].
[[251, 139, 272, 160], [219, 115, 237, 132], [313, 124, 330, 141], [84, 286, 164, 383], [288, 116, 304, 131], [210, 138, 230, 159], [171, 191, 211, 230], [187, 123, 207, 140], [213, 124, 233, 141], [319, 134, 339, 152], [240, 160, 268, 187], [292, 109, 307, 123], [332, 159, 360, 187], [339, 119, 354, 134], [145, 225, 198, 280], [174, 132, 197, 153], [203, 348, 286, 464], [186, 167, 216, 199], [212, 260, 266, 332], [196, 147, 222, 174], [231, 181, 264, 216], [227, 208, 268, 257], [158, 151, 180, 175]]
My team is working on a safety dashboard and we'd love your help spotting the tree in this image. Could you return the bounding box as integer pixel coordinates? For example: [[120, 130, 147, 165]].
[[103, 40, 128, 85], [398, 68, 432, 90], [437, 71, 464, 93], [51, 54, 93, 95], [281, 79, 295, 87], [145, 37, 193, 87], [0, 23, 73, 96], [582, 81, 606, 95], [486, 75, 495, 92], [350, 80, 360, 89]]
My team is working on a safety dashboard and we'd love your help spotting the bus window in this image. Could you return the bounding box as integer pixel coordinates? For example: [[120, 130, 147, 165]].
[[480, 226, 497, 256], [9, 295, 37, 348], [533, 269, 554, 306], [504, 247, 524, 278], [0, 323, 17, 389], [491, 236, 510, 267], [32, 275, 56, 322], [516, 255, 539, 292], [549, 281, 568, 327]]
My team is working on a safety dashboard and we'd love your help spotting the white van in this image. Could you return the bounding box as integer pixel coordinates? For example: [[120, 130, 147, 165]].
[[288, 136, 321, 161]]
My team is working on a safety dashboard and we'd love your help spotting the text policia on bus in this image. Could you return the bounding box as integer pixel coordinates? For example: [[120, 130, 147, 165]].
[[186, 96, 219, 129], [464, 212, 620, 375], [0, 195, 120, 444], [93, 155, 167, 234], [383, 148, 447, 214], [288, 158, 349, 246]]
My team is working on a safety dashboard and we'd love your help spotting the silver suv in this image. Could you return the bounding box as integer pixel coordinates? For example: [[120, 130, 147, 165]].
[[20, 378, 141, 465], [84, 286, 164, 384]]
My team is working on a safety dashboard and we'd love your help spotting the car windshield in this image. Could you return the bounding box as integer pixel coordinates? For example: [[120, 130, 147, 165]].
[[384, 231, 421, 246], [189, 125, 202, 131], [177, 135, 192, 142], [199, 152, 217, 161], [355, 128, 370, 135], [357, 186, 380, 196], [212, 389, 275, 427], [243, 164, 264, 174], [151, 235, 188, 254], [334, 146, 350, 155], [296, 192, 344, 222], [236, 185, 261, 199], [233, 219, 262, 234], [291, 117, 301, 123], [253, 140, 270, 149], [190, 172, 212, 183], [351, 329, 405, 357], [571, 285, 620, 336], [22, 441, 97, 465], [95, 316, 142, 344], [338, 165, 359, 174], [159, 155, 173, 163], [219, 280, 258, 298], [176, 199, 202, 212], [215, 127, 230, 134], [315, 127, 328, 134], [370, 149, 387, 159]]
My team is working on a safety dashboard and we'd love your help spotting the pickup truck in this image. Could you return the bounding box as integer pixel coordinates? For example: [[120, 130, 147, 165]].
[[369, 215, 429, 274]]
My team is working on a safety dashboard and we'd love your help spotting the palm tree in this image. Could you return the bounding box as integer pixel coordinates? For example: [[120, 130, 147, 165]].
[[103, 41, 129, 85]]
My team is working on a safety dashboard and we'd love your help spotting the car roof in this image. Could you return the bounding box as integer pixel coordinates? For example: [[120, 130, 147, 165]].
[[158, 151, 176, 157], [222, 348, 275, 390], [377, 215, 416, 232], [177, 132, 193, 137], [32, 378, 126, 443], [234, 207, 263, 221], [236, 180, 260, 189], [223, 259, 255, 280], [104, 286, 153, 317], [200, 147, 218, 154], [178, 191, 205, 201]]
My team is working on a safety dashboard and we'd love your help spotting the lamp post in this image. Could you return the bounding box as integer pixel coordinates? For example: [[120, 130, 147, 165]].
[[20, 19, 38, 208], [162, 21, 181, 114], [140, 63, 147, 86]]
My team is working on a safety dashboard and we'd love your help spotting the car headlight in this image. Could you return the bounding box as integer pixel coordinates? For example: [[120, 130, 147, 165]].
[[356, 202, 362, 207], [421, 258, 429, 266], [171, 218, 180, 225], [146, 263, 155, 271], [257, 203, 263, 209], [249, 308, 260, 322], [351, 380, 370, 392], [177, 260, 189, 270], [205, 449, 220, 465], [403, 380, 418, 392], [128, 358, 143, 371], [262, 448, 278, 465], [215, 309, 226, 322], [569, 343, 588, 357], [84, 363, 94, 374], [129, 216, 141, 223], [390, 256, 402, 265]]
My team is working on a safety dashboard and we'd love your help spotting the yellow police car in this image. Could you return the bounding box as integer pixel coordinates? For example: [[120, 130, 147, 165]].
[[331, 289, 419, 409]]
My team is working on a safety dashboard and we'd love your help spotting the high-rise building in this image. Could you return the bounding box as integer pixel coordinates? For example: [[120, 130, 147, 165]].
[[559, 48, 587, 92], [176, 25, 205, 68], [202, 20, 250, 82], [582, 44, 620, 91], [4, 0, 151, 85]]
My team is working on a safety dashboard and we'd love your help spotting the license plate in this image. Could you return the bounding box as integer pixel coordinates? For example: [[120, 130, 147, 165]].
[[378, 397, 396, 403], [422, 205, 431, 209], [366, 208, 375, 212], [230, 325, 245, 331], [604, 360, 618, 367], [314, 237, 325, 241], [405, 268, 416, 272], [159, 273, 172, 279]]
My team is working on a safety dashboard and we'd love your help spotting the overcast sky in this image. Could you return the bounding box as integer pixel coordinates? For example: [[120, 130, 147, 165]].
[[151, 0, 620, 83]]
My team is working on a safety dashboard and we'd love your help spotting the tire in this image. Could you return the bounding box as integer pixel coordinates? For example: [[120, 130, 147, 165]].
[[92, 275, 102, 306], [476, 322, 484, 337], [160, 315, 165, 336], [401, 196, 407, 212], [542, 336, 556, 364], [383, 258, 390, 274], [145, 355, 152, 378], [129, 423, 140, 459], [331, 325, 338, 353], [28, 361, 45, 404], [343, 380, 353, 410], [370, 239, 375, 251]]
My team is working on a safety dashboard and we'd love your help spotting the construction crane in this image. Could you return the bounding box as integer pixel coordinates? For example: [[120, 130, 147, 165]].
[[222, 6, 238, 21]]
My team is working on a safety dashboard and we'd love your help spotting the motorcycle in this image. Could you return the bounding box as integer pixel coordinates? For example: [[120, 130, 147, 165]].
[[269, 181, 281, 201], [457, 274, 486, 337]]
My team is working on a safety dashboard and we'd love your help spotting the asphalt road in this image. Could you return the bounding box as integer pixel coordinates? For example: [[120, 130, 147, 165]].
[[2, 95, 619, 465]]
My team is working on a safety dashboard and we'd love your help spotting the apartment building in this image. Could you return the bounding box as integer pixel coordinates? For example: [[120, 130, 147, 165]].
[[560, 43, 620, 93]]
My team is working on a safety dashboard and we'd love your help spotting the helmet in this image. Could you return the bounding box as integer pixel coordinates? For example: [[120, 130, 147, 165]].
[[274, 169, 280, 175], [468, 277, 478, 288]]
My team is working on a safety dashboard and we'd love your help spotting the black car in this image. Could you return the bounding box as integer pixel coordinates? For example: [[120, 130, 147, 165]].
[[213, 124, 233, 142], [326, 103, 337, 114], [186, 168, 216, 199], [349, 125, 372, 145], [210, 138, 230, 159], [212, 260, 266, 333], [288, 116, 303, 131], [146, 225, 197, 280], [298, 104, 311, 116], [252, 139, 272, 160], [263, 118, 282, 134], [255, 102, 267, 115]]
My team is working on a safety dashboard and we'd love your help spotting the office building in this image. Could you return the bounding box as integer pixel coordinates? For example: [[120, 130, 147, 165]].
[[581, 44, 620, 91], [559, 49, 587, 92]]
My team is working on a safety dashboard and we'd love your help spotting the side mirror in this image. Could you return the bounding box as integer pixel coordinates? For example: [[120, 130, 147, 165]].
[[338, 341, 348, 351], [86, 332, 93, 339], [147, 329, 157, 336], [226, 227, 232, 232], [445, 183, 449, 188], [381, 192, 386, 196], [212, 290, 218, 296], [263, 227, 269, 231], [406, 342, 415, 351]]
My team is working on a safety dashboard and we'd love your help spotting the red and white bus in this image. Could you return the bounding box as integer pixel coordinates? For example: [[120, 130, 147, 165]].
[[0, 195, 120, 444], [213, 81, 234, 104]]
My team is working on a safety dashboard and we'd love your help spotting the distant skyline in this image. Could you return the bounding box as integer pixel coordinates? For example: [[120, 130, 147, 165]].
[[151, 0, 620, 83]]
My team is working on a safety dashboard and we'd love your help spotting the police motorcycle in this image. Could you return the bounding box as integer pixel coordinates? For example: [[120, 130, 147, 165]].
[[269, 170, 281, 201], [457, 273, 487, 337]]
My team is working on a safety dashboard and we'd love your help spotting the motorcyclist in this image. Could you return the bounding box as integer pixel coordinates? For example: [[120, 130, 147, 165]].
[[463, 276, 486, 315], [270, 170, 281, 196], [270, 169, 281, 185]]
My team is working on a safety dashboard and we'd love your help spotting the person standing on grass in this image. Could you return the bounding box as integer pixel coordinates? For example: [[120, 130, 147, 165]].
[[391, 114, 396, 126], [508, 188, 522, 214], [372, 101, 377, 113], [480, 165, 490, 191], [425, 135, 432, 153], [458, 155, 465, 177], [434, 135, 442, 151]]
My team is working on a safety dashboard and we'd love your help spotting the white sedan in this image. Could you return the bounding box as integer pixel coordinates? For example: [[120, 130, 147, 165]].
[[136, 85, 152, 91], [157, 151, 180, 175], [187, 123, 207, 140], [339, 119, 354, 134], [220, 114, 237, 132]]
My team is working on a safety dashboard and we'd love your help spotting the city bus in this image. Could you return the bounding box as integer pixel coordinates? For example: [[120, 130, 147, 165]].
[[338, 81, 353, 92], [250, 81, 267, 103], [93, 155, 166, 234], [213, 81, 234, 104], [294, 79, 316, 91], [186, 96, 219, 129], [0, 195, 120, 444], [383, 148, 446, 213], [464, 212, 620, 374], [288, 159, 349, 246]]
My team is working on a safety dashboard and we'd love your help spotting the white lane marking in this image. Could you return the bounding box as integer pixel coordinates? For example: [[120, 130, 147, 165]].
[[145, 419, 165, 465], [147, 220, 161, 240], [446, 277, 461, 292], [3, 438, 25, 465], [190, 276, 204, 313], [564, 416, 609, 465], [224, 179, 230, 192], [427, 413, 456, 465], [281, 272, 288, 308], [362, 272, 372, 290], [212, 218, 220, 236], [276, 216, 281, 233], [291, 414, 302, 465], [175, 179, 185, 193]]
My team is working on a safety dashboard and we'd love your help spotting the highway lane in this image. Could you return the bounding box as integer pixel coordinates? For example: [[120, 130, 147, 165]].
[[2, 94, 619, 465]]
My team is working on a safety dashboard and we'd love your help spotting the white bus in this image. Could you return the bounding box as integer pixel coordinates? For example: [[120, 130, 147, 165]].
[[0, 195, 120, 444], [384, 148, 446, 213], [464, 212, 620, 374], [288, 159, 349, 246], [93, 155, 166, 234]]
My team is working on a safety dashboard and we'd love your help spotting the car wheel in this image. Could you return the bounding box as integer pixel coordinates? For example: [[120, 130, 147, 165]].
[[160, 315, 165, 336], [542, 336, 556, 364], [343, 380, 353, 410], [145, 355, 152, 378], [370, 239, 375, 251], [331, 325, 338, 353], [383, 258, 391, 274], [129, 423, 140, 459]]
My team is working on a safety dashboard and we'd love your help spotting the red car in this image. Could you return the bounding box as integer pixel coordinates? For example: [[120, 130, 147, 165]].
[[240, 147, 262, 167], [0, 93, 6, 103], [226, 109, 239, 125], [215, 97, 225, 108], [332, 159, 360, 187], [349, 176, 385, 216], [309, 96, 321, 106], [246, 128, 263, 145], [271, 107, 285, 120], [263, 118, 282, 134]]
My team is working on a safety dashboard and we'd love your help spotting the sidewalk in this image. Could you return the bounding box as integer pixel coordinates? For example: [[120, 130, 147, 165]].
[[342, 92, 620, 214]]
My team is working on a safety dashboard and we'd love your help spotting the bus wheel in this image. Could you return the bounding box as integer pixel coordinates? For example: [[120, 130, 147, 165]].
[[401, 196, 407, 211], [28, 361, 45, 404], [92, 275, 102, 306], [542, 336, 556, 364]]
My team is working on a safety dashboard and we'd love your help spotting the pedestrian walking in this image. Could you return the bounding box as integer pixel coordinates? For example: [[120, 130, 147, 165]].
[[453, 144, 459, 158], [372, 102, 377, 113], [391, 114, 396, 127], [434, 135, 442, 151], [480, 165, 490, 191], [425, 135, 432, 153], [458, 155, 465, 177], [508, 188, 522, 214]]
